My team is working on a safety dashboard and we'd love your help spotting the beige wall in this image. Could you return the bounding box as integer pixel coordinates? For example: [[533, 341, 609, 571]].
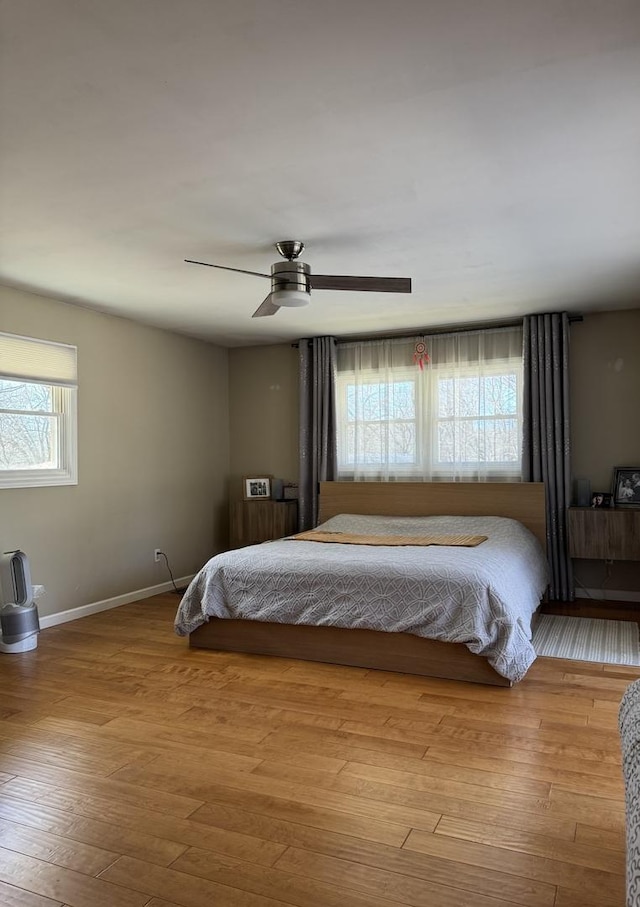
[[570, 308, 640, 593], [0, 285, 229, 618], [228, 344, 299, 501], [570, 308, 640, 489]]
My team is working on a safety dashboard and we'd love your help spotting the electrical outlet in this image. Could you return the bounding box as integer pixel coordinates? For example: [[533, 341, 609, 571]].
[[154, 549, 162, 563]]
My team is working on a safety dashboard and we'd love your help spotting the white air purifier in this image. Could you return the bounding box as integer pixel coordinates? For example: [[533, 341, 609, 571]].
[[0, 550, 39, 653]]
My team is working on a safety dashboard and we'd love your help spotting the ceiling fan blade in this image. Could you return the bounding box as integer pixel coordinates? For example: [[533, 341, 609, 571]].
[[310, 275, 411, 293], [184, 259, 270, 278], [252, 295, 281, 318]]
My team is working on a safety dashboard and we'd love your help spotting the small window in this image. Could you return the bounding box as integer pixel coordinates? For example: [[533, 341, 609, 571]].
[[0, 332, 77, 488]]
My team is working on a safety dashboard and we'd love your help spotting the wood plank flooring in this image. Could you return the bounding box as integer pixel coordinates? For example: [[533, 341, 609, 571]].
[[0, 592, 634, 907]]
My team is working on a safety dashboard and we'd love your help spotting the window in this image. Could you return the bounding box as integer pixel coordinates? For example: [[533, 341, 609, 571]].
[[0, 332, 77, 488], [338, 372, 420, 470], [433, 366, 521, 473], [336, 327, 523, 481]]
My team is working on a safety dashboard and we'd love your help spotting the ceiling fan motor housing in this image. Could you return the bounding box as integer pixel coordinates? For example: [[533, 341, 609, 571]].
[[270, 260, 310, 307]]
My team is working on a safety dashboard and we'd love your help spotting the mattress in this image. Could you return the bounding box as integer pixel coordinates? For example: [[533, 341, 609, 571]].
[[175, 513, 549, 682]]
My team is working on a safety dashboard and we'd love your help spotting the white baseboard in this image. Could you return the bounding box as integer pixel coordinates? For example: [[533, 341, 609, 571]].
[[575, 588, 640, 604], [38, 576, 194, 629]]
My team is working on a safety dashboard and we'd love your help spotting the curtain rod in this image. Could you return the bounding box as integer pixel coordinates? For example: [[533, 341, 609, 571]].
[[291, 314, 583, 348]]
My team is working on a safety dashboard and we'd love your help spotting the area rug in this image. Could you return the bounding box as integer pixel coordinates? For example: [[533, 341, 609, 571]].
[[532, 614, 640, 666]]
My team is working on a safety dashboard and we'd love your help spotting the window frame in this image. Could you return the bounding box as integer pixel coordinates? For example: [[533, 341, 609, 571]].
[[0, 338, 78, 489], [336, 369, 425, 477], [429, 360, 523, 478]]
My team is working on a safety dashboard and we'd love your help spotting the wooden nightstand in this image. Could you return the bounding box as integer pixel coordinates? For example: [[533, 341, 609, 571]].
[[568, 507, 640, 560], [229, 500, 298, 549]]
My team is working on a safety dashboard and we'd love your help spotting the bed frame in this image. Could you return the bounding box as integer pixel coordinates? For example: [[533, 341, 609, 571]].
[[189, 481, 547, 687]]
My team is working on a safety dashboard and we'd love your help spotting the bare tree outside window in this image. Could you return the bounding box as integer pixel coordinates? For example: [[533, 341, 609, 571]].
[[0, 379, 57, 470], [344, 380, 417, 466], [436, 372, 519, 465]]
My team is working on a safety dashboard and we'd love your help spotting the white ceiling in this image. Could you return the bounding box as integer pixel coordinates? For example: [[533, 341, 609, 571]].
[[1, 1, 639, 347]]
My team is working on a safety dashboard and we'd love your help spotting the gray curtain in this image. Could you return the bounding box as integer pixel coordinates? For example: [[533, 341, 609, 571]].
[[522, 313, 573, 601], [299, 337, 338, 530]]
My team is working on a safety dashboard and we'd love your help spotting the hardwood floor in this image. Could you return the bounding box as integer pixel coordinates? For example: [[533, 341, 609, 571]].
[[0, 592, 635, 907]]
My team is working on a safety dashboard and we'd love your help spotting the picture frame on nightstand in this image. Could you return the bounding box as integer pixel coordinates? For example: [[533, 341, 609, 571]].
[[612, 467, 640, 508], [243, 475, 273, 501]]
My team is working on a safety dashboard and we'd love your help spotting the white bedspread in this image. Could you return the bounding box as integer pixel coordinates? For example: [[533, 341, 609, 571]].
[[175, 513, 549, 682]]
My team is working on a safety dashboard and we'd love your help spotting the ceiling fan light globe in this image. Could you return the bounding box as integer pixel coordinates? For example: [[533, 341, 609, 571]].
[[270, 289, 310, 308]]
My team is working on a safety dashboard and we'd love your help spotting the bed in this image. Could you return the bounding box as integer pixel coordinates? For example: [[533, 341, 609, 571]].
[[175, 482, 548, 686]]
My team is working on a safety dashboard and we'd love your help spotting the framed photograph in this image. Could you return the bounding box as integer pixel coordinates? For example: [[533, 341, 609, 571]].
[[612, 467, 640, 508], [591, 492, 612, 508], [243, 475, 272, 501]]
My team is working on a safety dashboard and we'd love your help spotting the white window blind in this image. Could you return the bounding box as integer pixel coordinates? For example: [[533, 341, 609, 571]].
[[0, 332, 77, 386]]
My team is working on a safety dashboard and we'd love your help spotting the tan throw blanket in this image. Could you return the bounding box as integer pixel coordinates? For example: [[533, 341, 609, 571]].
[[288, 530, 488, 547]]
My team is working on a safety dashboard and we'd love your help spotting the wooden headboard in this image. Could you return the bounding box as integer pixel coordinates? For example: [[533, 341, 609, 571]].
[[319, 482, 547, 549]]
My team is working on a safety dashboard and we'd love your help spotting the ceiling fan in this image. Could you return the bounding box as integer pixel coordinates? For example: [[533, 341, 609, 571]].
[[185, 240, 412, 317]]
